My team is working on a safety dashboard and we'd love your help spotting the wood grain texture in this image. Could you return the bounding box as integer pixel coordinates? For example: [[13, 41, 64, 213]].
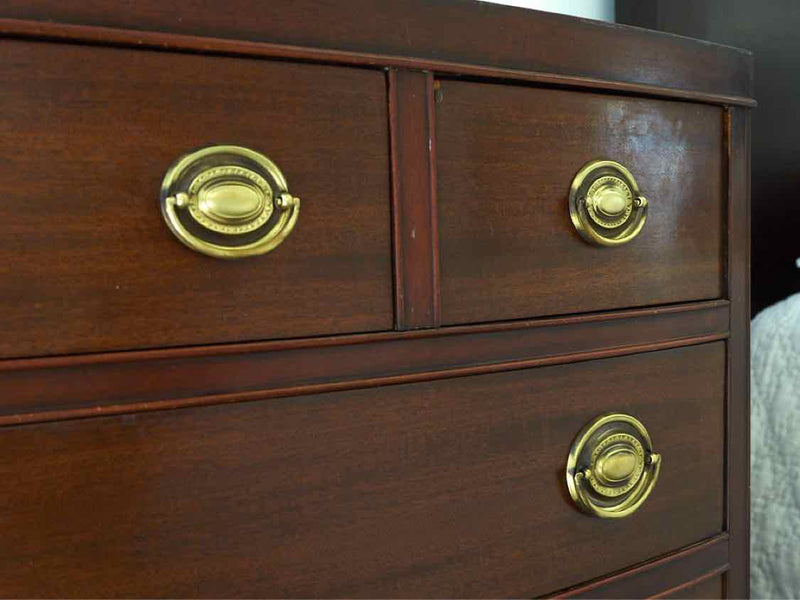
[[551, 534, 728, 599], [0, 40, 392, 358], [0, 6, 751, 598], [0, 301, 728, 424], [725, 108, 751, 598], [0, 0, 754, 99], [389, 69, 440, 329], [0, 343, 725, 598], [618, 0, 794, 317], [0, 18, 756, 108], [436, 80, 725, 325]]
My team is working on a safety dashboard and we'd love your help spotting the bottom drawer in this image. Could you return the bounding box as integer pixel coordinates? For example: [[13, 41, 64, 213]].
[[0, 343, 725, 597]]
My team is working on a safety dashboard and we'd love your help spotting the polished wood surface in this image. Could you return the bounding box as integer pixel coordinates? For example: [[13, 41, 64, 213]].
[[0, 3, 751, 597], [389, 69, 440, 329], [0, 0, 753, 100], [617, 0, 784, 317], [554, 534, 728, 599], [437, 80, 724, 325], [0, 18, 755, 109], [0, 343, 724, 598], [0, 300, 728, 424], [725, 108, 752, 598], [0, 40, 392, 358]]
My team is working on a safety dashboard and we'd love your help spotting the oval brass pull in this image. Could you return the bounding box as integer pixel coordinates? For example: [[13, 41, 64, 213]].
[[160, 145, 300, 259], [566, 413, 661, 518], [568, 160, 647, 247]]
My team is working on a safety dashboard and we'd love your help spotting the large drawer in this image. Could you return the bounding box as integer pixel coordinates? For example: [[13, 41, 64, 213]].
[[436, 80, 725, 325], [0, 343, 725, 597], [0, 41, 392, 358]]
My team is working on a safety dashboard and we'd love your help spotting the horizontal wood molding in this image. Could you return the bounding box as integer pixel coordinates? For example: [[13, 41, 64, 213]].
[[0, 18, 755, 107], [657, 568, 728, 599], [0, 301, 728, 425], [549, 534, 729, 599]]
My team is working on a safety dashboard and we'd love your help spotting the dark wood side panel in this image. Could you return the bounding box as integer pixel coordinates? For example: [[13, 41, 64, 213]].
[[0, 40, 392, 358], [0, 0, 753, 99], [552, 535, 728, 599], [437, 80, 725, 325], [0, 301, 728, 423], [389, 69, 440, 329], [0, 344, 725, 598], [725, 108, 751, 598]]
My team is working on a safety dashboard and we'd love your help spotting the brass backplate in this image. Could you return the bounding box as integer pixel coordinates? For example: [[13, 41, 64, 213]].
[[568, 160, 648, 247], [566, 412, 661, 519], [160, 145, 300, 259]]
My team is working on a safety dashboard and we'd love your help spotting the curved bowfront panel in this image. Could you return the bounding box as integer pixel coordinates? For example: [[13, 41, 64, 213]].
[[436, 81, 725, 326]]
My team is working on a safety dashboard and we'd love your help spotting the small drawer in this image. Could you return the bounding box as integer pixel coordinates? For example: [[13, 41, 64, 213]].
[[435, 80, 725, 325], [0, 41, 392, 358], [0, 343, 725, 597]]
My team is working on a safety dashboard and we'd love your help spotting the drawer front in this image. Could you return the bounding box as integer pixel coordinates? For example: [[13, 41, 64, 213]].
[[0, 343, 724, 597], [0, 41, 392, 358], [436, 80, 724, 325]]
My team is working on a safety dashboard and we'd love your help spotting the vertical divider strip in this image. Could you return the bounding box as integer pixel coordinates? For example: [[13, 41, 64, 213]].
[[725, 106, 751, 598], [388, 68, 441, 330]]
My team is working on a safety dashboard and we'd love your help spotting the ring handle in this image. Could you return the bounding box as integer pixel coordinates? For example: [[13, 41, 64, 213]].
[[566, 413, 661, 519], [568, 160, 648, 247], [160, 145, 300, 259]]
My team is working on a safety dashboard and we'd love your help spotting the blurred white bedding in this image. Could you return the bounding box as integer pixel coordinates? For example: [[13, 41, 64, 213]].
[[751, 293, 800, 598]]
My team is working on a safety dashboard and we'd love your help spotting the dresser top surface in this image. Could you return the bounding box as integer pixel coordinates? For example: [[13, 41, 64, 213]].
[[1, 0, 754, 103]]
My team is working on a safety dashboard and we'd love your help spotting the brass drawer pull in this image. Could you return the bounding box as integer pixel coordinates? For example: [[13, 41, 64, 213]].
[[160, 145, 300, 259], [566, 413, 661, 518], [568, 160, 647, 246]]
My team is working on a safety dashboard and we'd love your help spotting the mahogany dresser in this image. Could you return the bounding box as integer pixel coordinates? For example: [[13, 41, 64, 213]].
[[0, 1, 752, 598]]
